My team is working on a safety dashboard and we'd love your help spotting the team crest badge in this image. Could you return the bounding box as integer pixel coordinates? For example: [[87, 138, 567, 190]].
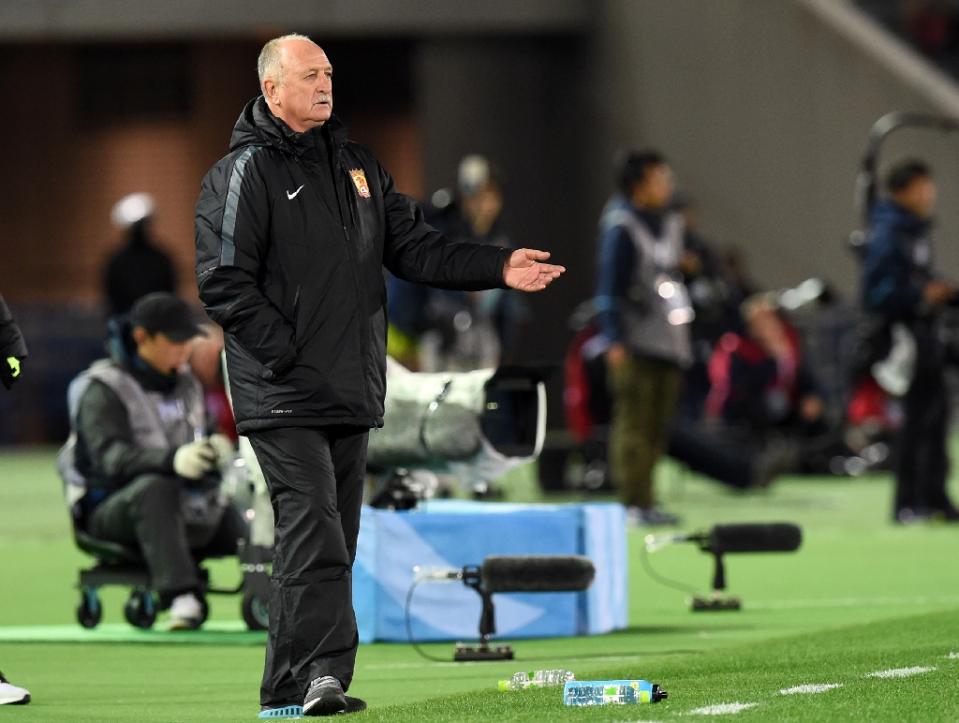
[[349, 168, 371, 199]]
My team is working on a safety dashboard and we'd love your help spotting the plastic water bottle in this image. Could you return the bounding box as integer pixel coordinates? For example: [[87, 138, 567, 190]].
[[498, 669, 575, 691], [563, 679, 668, 705]]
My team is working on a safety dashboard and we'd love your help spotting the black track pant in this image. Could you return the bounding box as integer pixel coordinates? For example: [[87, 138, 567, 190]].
[[88, 474, 247, 603], [247, 425, 368, 707], [896, 364, 951, 513]]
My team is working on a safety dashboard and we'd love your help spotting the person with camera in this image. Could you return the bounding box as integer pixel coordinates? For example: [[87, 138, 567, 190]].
[[70, 292, 246, 629], [594, 150, 693, 526]]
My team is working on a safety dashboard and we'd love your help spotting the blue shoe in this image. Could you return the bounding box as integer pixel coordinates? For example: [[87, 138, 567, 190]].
[[258, 704, 303, 719]]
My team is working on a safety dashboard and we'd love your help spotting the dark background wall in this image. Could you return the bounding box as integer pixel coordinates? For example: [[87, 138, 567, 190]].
[[3, 0, 958, 442], [0, 39, 427, 303]]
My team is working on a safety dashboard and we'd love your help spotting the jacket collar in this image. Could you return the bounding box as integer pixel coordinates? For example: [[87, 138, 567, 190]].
[[230, 95, 349, 160]]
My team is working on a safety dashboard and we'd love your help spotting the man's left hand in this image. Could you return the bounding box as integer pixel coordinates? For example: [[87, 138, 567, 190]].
[[503, 249, 566, 292]]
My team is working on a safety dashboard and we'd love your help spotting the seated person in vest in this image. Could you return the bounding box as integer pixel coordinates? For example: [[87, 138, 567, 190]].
[[74, 292, 246, 630]]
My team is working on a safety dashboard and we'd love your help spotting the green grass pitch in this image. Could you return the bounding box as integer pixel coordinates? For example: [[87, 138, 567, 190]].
[[1, 448, 957, 721]]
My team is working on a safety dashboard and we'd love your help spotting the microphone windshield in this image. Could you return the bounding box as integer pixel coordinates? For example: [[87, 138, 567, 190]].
[[707, 523, 802, 553], [481, 555, 595, 593]]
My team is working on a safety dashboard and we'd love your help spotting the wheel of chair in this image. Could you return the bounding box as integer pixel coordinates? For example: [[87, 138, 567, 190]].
[[76, 588, 102, 629], [123, 589, 157, 629], [241, 590, 269, 631]]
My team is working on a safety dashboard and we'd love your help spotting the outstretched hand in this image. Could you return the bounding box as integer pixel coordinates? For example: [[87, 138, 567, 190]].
[[503, 248, 566, 292]]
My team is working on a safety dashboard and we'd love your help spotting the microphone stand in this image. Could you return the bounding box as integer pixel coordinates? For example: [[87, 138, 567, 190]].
[[453, 565, 515, 661], [691, 547, 742, 612]]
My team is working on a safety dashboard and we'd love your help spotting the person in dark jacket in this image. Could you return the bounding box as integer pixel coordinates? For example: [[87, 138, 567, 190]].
[[387, 154, 525, 370], [194, 34, 564, 719], [103, 193, 179, 316], [72, 293, 246, 629], [0, 296, 27, 390], [861, 160, 959, 523]]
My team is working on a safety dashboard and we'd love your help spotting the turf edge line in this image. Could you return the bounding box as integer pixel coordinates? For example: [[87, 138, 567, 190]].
[[778, 683, 843, 695], [686, 702, 759, 716], [866, 666, 936, 679]]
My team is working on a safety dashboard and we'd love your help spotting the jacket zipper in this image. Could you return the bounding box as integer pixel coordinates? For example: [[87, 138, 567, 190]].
[[333, 147, 379, 425]]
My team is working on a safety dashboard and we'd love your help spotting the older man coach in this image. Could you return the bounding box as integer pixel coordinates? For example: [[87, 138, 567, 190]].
[[195, 34, 564, 718]]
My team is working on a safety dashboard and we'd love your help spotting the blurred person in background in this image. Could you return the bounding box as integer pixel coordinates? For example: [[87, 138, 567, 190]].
[[861, 159, 959, 523], [594, 150, 693, 526], [1, 296, 30, 705], [670, 194, 742, 422], [194, 34, 564, 718], [102, 193, 178, 317], [387, 154, 526, 371], [67, 293, 246, 629], [670, 294, 828, 489]]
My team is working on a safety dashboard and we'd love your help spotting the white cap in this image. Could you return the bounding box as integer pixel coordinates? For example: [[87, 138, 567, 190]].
[[457, 155, 491, 197], [111, 192, 155, 229]]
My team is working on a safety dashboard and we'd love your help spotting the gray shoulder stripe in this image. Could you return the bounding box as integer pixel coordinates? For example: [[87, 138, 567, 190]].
[[220, 145, 260, 267]]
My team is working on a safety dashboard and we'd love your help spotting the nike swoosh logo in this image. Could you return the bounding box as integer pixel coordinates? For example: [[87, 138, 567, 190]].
[[286, 185, 304, 200]]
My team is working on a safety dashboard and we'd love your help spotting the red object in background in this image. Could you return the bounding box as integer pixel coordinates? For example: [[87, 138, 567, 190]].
[[847, 376, 892, 428], [564, 325, 597, 443], [705, 323, 803, 420], [206, 387, 238, 442]]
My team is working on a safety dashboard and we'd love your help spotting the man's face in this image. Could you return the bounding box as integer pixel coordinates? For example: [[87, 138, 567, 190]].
[[632, 164, 675, 210], [265, 39, 333, 132], [135, 328, 194, 376], [896, 176, 937, 219]]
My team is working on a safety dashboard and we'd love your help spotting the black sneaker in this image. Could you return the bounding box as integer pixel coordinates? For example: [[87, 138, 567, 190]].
[[303, 676, 346, 717]]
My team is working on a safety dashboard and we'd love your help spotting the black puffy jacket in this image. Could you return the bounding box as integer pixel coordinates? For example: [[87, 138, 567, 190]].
[[195, 97, 510, 433]]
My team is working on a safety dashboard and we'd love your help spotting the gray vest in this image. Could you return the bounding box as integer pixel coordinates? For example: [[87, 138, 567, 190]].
[[72, 360, 206, 451], [59, 360, 222, 539], [605, 209, 693, 367]]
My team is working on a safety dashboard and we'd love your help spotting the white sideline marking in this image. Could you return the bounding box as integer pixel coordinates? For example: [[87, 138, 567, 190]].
[[867, 666, 936, 679], [947, 652, 959, 660], [687, 702, 758, 716], [779, 683, 843, 695]]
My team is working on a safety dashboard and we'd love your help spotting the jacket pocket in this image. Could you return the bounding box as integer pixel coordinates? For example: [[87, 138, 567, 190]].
[[223, 334, 264, 418]]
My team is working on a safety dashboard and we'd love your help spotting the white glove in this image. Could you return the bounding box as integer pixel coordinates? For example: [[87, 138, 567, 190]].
[[173, 440, 218, 480], [208, 433, 235, 465]]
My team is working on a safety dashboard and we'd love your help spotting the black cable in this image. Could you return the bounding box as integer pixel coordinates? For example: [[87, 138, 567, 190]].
[[404, 578, 451, 663], [639, 541, 702, 597]]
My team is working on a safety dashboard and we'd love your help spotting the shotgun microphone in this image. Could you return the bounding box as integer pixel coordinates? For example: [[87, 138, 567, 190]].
[[645, 523, 801, 554], [480, 555, 596, 593], [705, 523, 802, 553]]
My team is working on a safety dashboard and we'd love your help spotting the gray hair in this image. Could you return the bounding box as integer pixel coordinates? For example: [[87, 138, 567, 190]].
[[257, 33, 313, 88]]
